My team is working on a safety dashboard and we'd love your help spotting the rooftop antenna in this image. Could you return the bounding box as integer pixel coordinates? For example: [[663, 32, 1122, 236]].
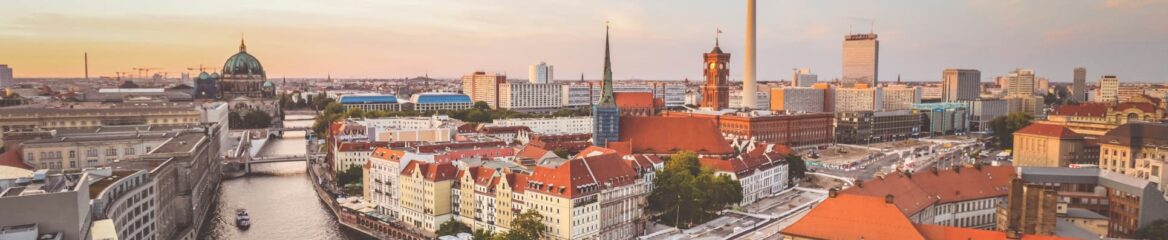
[[715, 28, 722, 47], [870, 20, 875, 34]]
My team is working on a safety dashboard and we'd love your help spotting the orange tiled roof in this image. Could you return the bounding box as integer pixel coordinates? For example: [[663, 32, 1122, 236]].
[[576, 146, 617, 158], [614, 116, 733, 155], [516, 144, 553, 160], [401, 161, 457, 181], [1115, 102, 1157, 113], [1050, 103, 1109, 117], [614, 92, 658, 109], [1014, 123, 1081, 139], [526, 152, 639, 198], [371, 147, 405, 162], [843, 166, 1015, 216], [0, 147, 33, 170], [781, 194, 927, 240]]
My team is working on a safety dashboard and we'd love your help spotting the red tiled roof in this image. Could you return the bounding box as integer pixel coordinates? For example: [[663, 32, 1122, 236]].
[[623, 154, 663, 172], [781, 194, 927, 240], [0, 147, 33, 170], [414, 141, 507, 153], [526, 152, 639, 198], [337, 141, 389, 152], [843, 166, 1016, 216], [516, 144, 553, 160], [1115, 102, 1157, 113], [1050, 103, 1108, 117], [614, 92, 659, 109], [371, 147, 405, 162], [1014, 123, 1081, 139], [614, 116, 733, 155], [401, 161, 457, 181]]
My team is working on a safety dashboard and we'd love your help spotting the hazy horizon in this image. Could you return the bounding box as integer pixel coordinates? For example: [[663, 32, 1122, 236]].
[[1, 0, 1165, 82]]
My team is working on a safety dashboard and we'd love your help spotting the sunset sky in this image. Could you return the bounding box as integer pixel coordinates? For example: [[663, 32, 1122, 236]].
[[1, 0, 1165, 82]]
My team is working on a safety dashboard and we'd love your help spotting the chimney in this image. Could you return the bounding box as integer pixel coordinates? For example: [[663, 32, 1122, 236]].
[[855, 180, 864, 188], [884, 194, 894, 204], [1005, 229, 1022, 239], [931, 167, 939, 176], [828, 187, 839, 198]]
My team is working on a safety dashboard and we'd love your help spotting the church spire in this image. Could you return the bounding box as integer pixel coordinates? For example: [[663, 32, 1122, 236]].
[[599, 22, 615, 105], [239, 36, 247, 52]]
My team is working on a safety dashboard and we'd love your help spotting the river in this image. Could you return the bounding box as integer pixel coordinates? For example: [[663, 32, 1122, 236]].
[[200, 116, 370, 240]]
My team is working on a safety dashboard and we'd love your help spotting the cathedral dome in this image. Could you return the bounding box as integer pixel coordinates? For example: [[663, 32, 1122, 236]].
[[197, 72, 212, 80], [263, 81, 274, 88], [222, 39, 265, 78]]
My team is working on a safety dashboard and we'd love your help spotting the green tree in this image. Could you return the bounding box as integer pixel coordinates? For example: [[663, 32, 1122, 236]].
[[228, 111, 242, 129], [648, 151, 744, 228], [1137, 219, 1168, 240], [471, 229, 494, 240], [242, 110, 273, 128], [436, 219, 471, 236], [988, 112, 1034, 149], [473, 101, 491, 110], [786, 155, 808, 183], [337, 165, 363, 187], [499, 210, 546, 240]]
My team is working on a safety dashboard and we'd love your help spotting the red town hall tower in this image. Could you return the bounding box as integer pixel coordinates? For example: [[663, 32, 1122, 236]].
[[702, 39, 731, 111]]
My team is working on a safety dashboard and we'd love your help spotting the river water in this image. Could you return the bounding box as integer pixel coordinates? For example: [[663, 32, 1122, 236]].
[[200, 116, 369, 240]]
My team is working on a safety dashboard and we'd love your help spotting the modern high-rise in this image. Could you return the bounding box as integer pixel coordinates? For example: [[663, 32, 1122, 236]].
[[592, 24, 621, 147], [1098, 75, 1120, 103], [1072, 67, 1087, 102], [528, 62, 553, 84], [701, 40, 730, 111], [941, 69, 980, 101], [0, 64, 13, 88], [1005, 68, 1036, 97], [842, 33, 879, 88], [792, 68, 817, 87], [498, 82, 563, 111], [460, 71, 506, 108], [881, 85, 922, 111]]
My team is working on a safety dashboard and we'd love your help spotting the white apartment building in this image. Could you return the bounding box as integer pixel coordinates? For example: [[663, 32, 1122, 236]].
[[730, 87, 770, 110], [834, 87, 882, 112], [792, 68, 818, 87], [367, 148, 405, 219], [770, 87, 826, 113], [498, 82, 563, 111], [89, 169, 159, 240], [881, 85, 922, 111], [588, 83, 686, 107], [921, 85, 944, 100], [334, 142, 384, 173], [529, 62, 553, 84], [22, 133, 172, 170], [488, 117, 593, 135], [561, 84, 593, 107], [1098, 75, 1120, 103], [702, 149, 789, 206], [359, 115, 460, 132]]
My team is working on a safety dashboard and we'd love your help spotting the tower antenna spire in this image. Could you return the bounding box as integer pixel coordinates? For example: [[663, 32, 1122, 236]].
[[239, 33, 247, 52]]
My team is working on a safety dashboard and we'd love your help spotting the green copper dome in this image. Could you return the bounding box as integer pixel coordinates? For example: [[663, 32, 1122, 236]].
[[222, 39, 266, 78]]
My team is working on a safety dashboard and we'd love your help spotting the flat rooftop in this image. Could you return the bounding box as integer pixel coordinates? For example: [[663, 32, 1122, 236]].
[[150, 132, 207, 154]]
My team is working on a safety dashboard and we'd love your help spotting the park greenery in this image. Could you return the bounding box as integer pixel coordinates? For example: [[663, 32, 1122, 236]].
[[987, 112, 1034, 149], [337, 165, 363, 188], [648, 151, 743, 228], [227, 109, 273, 129], [435, 210, 546, 240], [310, 97, 590, 137], [1137, 219, 1168, 240]]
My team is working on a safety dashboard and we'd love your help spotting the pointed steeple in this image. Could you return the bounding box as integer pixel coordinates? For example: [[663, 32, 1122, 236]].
[[599, 22, 615, 105], [239, 36, 247, 52]]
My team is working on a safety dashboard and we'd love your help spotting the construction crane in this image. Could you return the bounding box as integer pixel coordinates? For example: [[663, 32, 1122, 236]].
[[131, 67, 161, 80], [187, 65, 218, 73]]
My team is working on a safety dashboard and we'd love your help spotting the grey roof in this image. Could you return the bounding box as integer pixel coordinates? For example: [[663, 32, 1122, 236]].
[[1055, 219, 1101, 240], [1063, 208, 1107, 220], [1098, 122, 1168, 148], [1019, 167, 1099, 185]]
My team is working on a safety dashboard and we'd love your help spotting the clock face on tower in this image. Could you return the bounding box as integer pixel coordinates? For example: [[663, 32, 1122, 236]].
[[709, 62, 717, 70]]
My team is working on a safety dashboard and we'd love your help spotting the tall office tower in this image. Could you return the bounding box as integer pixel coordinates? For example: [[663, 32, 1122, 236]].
[[942, 69, 981, 102], [529, 62, 553, 84], [461, 71, 506, 108], [1073, 67, 1086, 102], [842, 33, 879, 88], [592, 24, 621, 147], [701, 39, 731, 110], [793, 68, 818, 87], [1005, 68, 1036, 96], [741, 0, 758, 110], [0, 64, 12, 88], [1098, 75, 1120, 103]]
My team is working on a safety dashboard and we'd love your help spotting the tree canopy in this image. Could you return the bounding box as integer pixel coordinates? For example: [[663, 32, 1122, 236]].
[[648, 151, 743, 228], [436, 219, 471, 236], [988, 112, 1034, 149], [1137, 219, 1168, 240]]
